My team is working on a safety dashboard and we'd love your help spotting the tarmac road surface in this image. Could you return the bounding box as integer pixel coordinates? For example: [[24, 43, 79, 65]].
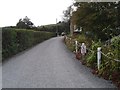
[[2, 37, 116, 88]]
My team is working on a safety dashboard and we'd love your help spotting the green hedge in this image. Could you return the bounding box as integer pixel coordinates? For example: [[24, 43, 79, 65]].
[[2, 28, 55, 60]]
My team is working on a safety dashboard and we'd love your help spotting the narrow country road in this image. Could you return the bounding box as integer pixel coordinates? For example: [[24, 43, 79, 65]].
[[3, 37, 116, 88]]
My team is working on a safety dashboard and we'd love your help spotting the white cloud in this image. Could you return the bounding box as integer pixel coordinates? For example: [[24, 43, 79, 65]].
[[0, 0, 73, 27]]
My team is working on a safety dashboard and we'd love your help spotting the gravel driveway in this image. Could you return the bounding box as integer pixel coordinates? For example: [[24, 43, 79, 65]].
[[2, 37, 116, 88]]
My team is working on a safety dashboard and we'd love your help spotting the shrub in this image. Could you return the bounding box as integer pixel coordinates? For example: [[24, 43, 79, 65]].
[[85, 40, 102, 69], [111, 36, 120, 60], [65, 34, 120, 87]]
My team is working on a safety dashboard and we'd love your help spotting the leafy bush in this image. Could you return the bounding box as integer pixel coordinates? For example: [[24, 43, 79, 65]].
[[95, 36, 120, 87], [111, 36, 120, 60], [65, 34, 120, 87], [2, 28, 55, 60], [86, 40, 102, 68], [64, 36, 75, 52]]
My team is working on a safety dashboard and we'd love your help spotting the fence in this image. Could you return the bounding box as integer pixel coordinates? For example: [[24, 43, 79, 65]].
[[65, 36, 120, 70]]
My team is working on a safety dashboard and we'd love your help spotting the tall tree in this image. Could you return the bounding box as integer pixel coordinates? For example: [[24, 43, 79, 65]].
[[71, 2, 120, 41], [16, 16, 34, 29]]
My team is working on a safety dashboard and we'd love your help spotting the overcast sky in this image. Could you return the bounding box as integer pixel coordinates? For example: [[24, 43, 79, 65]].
[[0, 0, 73, 27]]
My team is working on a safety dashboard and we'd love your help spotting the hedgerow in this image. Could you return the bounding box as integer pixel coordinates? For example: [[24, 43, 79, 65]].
[[2, 28, 55, 60]]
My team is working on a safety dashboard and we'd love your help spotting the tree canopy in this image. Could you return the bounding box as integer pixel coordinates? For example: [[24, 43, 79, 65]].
[[71, 2, 120, 41], [16, 16, 34, 29]]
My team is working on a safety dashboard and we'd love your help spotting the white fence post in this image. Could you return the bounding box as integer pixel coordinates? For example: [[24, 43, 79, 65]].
[[97, 47, 101, 70], [81, 43, 86, 60], [81, 43, 86, 56], [75, 40, 78, 53]]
